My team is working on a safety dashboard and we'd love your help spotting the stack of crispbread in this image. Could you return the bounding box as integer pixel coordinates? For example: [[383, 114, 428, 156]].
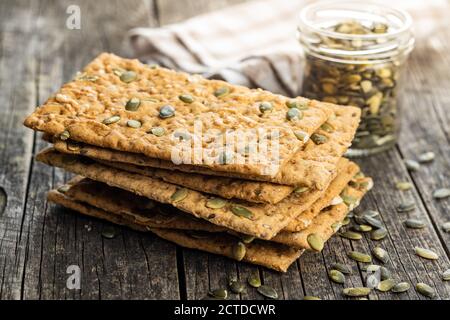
[[24, 53, 373, 272]]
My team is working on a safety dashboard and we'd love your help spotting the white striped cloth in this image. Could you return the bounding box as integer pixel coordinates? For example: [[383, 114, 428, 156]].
[[128, 0, 447, 97]]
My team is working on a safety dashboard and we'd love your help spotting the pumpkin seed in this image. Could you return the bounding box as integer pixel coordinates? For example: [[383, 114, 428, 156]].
[[372, 246, 389, 264], [364, 215, 384, 229], [127, 119, 141, 128], [380, 266, 391, 280], [229, 281, 246, 294], [320, 122, 334, 133], [214, 86, 230, 98], [170, 188, 188, 202], [248, 273, 261, 288], [361, 209, 379, 218], [209, 289, 228, 299], [112, 68, 125, 76], [178, 94, 194, 104], [294, 186, 309, 194], [377, 279, 395, 292], [340, 231, 362, 240], [328, 269, 345, 284], [149, 127, 165, 137], [360, 80, 372, 93], [331, 222, 343, 233], [417, 151, 435, 163], [404, 218, 426, 229], [404, 159, 420, 171], [396, 201, 416, 212], [415, 283, 435, 298], [414, 247, 439, 260], [442, 269, 450, 281], [240, 234, 255, 244], [257, 285, 278, 299], [125, 97, 141, 111], [60, 130, 70, 141], [294, 130, 309, 142], [311, 133, 327, 145], [370, 227, 388, 240], [101, 226, 116, 239], [102, 115, 120, 125], [342, 287, 371, 297], [352, 224, 372, 232], [330, 196, 343, 205], [392, 282, 410, 293], [286, 108, 303, 121], [396, 181, 412, 191], [307, 233, 324, 252], [232, 242, 246, 261], [159, 105, 175, 118], [363, 264, 380, 273], [231, 206, 253, 219], [341, 217, 351, 226], [303, 296, 321, 300], [206, 198, 227, 209], [120, 70, 137, 83], [78, 73, 98, 82], [442, 222, 450, 233], [331, 263, 352, 275], [286, 100, 308, 110], [432, 188, 450, 199], [348, 251, 372, 263], [57, 185, 70, 193], [259, 101, 273, 113]]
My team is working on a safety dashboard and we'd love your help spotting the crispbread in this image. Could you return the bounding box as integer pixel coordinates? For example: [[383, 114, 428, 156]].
[[52, 103, 361, 189], [271, 177, 373, 249], [283, 160, 360, 231], [95, 160, 293, 204], [60, 176, 226, 232], [37, 148, 340, 239], [47, 188, 302, 272], [24, 53, 336, 177]]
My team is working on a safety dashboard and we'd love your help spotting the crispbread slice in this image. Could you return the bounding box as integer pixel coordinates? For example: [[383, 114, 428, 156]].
[[37, 148, 343, 239], [283, 160, 361, 231], [95, 160, 293, 204], [47, 188, 302, 272], [60, 176, 227, 232], [270, 177, 373, 249], [51, 164, 363, 239], [24, 53, 336, 177], [52, 103, 360, 190]]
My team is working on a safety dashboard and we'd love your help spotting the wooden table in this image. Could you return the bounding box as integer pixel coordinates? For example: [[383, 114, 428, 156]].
[[0, 0, 449, 300]]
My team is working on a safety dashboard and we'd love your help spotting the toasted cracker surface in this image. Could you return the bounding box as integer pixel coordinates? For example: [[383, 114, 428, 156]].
[[52, 103, 360, 189], [37, 148, 334, 239], [25, 53, 337, 177]]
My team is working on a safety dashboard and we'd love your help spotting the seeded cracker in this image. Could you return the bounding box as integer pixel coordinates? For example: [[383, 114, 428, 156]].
[[47, 187, 302, 272], [52, 103, 361, 191], [24, 53, 334, 177], [37, 148, 335, 239]]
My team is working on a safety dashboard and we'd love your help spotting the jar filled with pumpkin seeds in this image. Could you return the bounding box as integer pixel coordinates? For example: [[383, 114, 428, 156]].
[[298, 2, 414, 156]]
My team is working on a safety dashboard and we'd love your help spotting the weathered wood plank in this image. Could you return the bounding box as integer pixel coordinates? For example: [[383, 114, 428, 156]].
[[0, 0, 180, 300], [0, 0, 40, 300], [156, 0, 248, 25]]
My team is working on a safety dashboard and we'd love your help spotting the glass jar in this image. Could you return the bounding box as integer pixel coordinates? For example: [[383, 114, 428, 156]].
[[298, 1, 414, 156]]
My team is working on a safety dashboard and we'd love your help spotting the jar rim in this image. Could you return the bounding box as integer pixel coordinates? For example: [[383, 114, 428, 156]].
[[299, 0, 413, 41]]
